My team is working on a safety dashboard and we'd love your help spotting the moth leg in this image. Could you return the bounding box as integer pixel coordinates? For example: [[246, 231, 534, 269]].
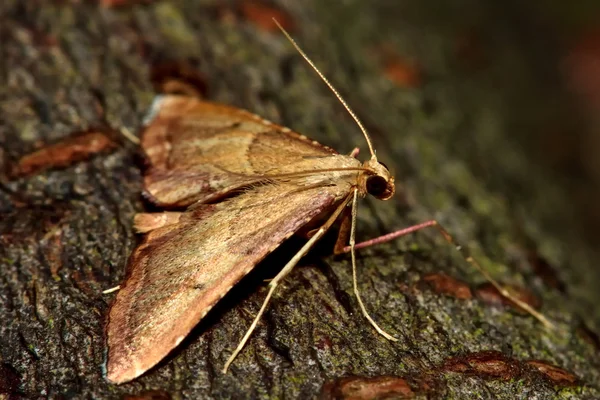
[[102, 285, 121, 294], [333, 205, 352, 255], [222, 192, 354, 374], [341, 220, 555, 330], [349, 189, 397, 341], [133, 212, 183, 233], [349, 147, 360, 158], [302, 202, 352, 243]]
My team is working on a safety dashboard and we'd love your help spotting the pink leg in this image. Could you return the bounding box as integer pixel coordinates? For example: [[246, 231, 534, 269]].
[[342, 220, 443, 253], [349, 147, 360, 158], [341, 219, 555, 330]]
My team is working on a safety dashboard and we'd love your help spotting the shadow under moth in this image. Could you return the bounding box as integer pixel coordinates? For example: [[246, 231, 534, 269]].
[[105, 23, 552, 384]]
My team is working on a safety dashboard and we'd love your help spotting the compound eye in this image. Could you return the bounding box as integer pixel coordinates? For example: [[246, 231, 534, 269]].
[[366, 175, 388, 197]]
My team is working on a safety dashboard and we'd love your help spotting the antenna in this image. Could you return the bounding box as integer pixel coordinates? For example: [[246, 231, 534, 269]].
[[273, 19, 377, 160]]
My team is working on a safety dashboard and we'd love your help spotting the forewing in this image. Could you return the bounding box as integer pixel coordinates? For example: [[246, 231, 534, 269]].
[[106, 183, 341, 384], [141, 95, 338, 207]]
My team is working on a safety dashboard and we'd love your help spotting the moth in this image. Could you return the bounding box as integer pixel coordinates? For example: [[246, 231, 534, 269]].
[[105, 22, 551, 384]]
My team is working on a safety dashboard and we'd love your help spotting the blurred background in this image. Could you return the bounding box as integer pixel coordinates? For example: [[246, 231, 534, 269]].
[[311, 0, 600, 329]]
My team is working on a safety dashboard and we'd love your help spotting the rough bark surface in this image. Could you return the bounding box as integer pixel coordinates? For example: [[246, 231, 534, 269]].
[[1, 0, 599, 399]]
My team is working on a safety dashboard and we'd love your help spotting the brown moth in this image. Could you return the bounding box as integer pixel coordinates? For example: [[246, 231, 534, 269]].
[[105, 23, 552, 384]]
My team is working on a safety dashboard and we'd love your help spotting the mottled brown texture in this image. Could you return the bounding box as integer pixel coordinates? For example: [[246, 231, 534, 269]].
[[422, 272, 472, 300], [321, 376, 415, 400], [526, 360, 578, 385], [440, 351, 581, 388], [442, 351, 521, 380], [11, 131, 116, 178]]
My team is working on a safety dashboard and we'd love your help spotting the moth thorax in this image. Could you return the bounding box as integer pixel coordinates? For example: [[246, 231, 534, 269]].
[[360, 159, 395, 200]]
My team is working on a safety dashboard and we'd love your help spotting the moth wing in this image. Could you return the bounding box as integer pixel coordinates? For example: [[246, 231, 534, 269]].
[[106, 183, 343, 384], [141, 95, 338, 207]]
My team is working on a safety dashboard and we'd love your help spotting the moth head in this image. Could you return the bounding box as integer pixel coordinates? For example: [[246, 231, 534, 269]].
[[361, 159, 395, 200]]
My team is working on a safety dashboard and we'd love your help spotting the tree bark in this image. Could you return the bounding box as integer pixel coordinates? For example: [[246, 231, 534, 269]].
[[1, 1, 598, 399]]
